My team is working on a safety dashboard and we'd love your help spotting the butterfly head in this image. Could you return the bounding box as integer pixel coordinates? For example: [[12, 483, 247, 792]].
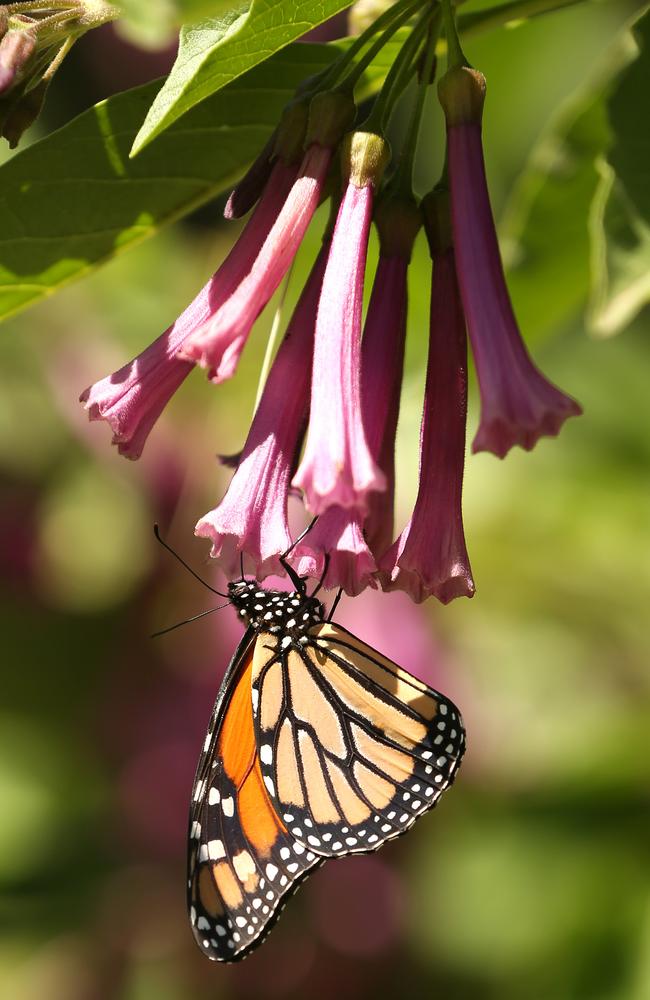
[[228, 580, 324, 635]]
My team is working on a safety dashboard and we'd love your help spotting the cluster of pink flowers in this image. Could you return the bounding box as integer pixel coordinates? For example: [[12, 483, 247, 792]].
[[81, 59, 581, 604]]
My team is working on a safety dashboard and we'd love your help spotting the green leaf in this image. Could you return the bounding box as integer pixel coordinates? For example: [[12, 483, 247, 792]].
[[130, 0, 353, 156], [0, 43, 334, 325], [588, 6, 650, 336], [501, 6, 646, 342], [501, 88, 611, 342]]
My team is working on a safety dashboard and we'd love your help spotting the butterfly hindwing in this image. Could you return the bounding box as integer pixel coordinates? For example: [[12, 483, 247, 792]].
[[188, 632, 322, 962], [253, 622, 465, 858]]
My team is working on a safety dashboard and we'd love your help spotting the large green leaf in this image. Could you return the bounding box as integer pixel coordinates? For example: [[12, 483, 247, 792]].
[[130, 0, 353, 155], [588, 6, 650, 336], [0, 44, 333, 324], [0, 33, 404, 325]]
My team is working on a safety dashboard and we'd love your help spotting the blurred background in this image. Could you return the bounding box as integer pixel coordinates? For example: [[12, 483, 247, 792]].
[[1, 1, 649, 998]]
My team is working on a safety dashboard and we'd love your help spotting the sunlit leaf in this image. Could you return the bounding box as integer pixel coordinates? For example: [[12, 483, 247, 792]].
[[0, 44, 332, 324], [130, 0, 354, 155]]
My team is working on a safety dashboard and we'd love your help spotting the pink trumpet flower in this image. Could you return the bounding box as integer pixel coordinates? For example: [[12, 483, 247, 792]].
[[439, 65, 582, 458], [291, 194, 419, 594], [194, 244, 329, 578], [291, 505, 378, 597], [180, 91, 356, 380], [80, 158, 298, 459], [362, 196, 420, 556], [382, 190, 475, 604], [293, 131, 391, 515]]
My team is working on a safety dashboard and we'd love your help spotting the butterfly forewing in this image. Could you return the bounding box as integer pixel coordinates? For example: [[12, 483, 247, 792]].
[[188, 633, 321, 962], [253, 621, 465, 858]]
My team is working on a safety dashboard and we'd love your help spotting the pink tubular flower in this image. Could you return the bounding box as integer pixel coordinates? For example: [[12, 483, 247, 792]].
[[382, 190, 475, 604], [361, 196, 420, 556], [439, 66, 582, 458], [293, 131, 391, 515], [290, 196, 418, 596], [291, 506, 377, 597], [180, 91, 356, 379], [194, 244, 328, 578], [80, 158, 298, 459]]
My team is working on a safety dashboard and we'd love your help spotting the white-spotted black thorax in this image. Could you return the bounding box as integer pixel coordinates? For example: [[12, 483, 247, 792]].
[[228, 580, 324, 638]]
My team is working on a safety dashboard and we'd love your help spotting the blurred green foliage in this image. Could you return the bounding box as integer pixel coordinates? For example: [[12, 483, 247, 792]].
[[0, 2, 649, 999]]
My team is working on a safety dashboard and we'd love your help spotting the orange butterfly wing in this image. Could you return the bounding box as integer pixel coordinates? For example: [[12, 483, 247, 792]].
[[253, 622, 465, 857], [188, 632, 321, 962]]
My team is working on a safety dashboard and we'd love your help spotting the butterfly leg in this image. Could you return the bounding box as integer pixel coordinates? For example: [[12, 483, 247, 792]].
[[327, 587, 343, 621]]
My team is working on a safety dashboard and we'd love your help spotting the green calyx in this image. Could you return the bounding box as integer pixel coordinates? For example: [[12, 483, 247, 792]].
[[438, 64, 486, 126], [341, 131, 391, 190], [374, 193, 421, 260], [422, 187, 453, 256], [305, 90, 357, 150], [274, 96, 311, 164]]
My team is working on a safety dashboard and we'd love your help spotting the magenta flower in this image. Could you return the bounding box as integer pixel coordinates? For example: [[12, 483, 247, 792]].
[[381, 191, 475, 604], [439, 66, 582, 459], [293, 131, 391, 515], [80, 352, 193, 461], [80, 159, 298, 458], [291, 196, 418, 595], [223, 88, 313, 220], [361, 196, 420, 556], [179, 143, 331, 378], [291, 505, 377, 597], [224, 132, 277, 221], [195, 244, 328, 578]]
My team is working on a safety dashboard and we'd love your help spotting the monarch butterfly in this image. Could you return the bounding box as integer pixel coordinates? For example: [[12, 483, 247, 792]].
[[169, 536, 465, 963]]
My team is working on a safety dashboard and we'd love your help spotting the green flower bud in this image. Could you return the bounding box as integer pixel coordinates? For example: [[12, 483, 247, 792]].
[[438, 65, 486, 126], [374, 193, 421, 260], [422, 187, 453, 256], [305, 90, 356, 150], [341, 131, 391, 190], [274, 96, 310, 164]]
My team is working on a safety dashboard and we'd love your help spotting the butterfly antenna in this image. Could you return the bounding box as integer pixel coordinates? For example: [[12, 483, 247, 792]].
[[151, 604, 230, 639], [239, 551, 245, 582], [281, 515, 318, 559], [327, 587, 343, 622], [153, 524, 229, 598], [278, 516, 319, 594]]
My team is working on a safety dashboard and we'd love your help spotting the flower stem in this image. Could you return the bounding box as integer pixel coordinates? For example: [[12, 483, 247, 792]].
[[459, 0, 591, 34], [362, 5, 434, 135], [318, 0, 424, 92], [441, 0, 467, 68], [390, 6, 442, 195]]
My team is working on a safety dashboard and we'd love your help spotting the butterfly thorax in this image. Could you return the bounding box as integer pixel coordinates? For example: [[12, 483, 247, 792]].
[[228, 580, 324, 638]]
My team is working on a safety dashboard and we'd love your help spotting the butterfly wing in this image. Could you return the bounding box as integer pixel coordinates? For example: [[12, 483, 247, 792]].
[[188, 630, 322, 962], [253, 622, 465, 857]]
